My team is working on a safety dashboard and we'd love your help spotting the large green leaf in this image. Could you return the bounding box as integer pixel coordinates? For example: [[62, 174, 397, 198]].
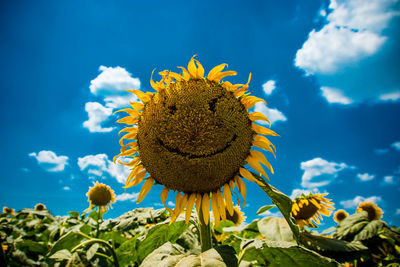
[[240, 239, 338, 266], [49, 249, 73, 260], [333, 211, 369, 241], [250, 172, 299, 242], [49, 231, 87, 256], [353, 220, 386, 241], [258, 217, 294, 242], [140, 242, 186, 267], [256, 205, 276, 215], [137, 220, 189, 262], [238, 219, 261, 239], [16, 239, 48, 254], [115, 237, 139, 266]]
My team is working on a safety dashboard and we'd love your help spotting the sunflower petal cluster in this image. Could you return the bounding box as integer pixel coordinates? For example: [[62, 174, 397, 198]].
[[114, 56, 277, 225], [333, 209, 348, 223], [291, 193, 334, 229], [86, 181, 116, 213], [356, 201, 383, 221]]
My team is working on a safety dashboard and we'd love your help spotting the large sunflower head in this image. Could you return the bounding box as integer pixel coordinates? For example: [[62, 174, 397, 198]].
[[34, 203, 47, 211], [114, 56, 277, 225], [356, 201, 383, 221], [3, 207, 14, 215], [333, 209, 348, 223], [86, 181, 116, 213], [291, 192, 335, 229]]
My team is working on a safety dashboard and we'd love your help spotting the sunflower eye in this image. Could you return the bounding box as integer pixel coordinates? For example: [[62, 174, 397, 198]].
[[168, 105, 177, 114], [208, 98, 218, 112]]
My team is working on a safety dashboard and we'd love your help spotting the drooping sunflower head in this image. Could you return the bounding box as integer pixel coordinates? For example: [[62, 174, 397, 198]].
[[291, 192, 335, 229], [2, 207, 14, 215], [34, 203, 47, 211], [114, 56, 278, 225], [333, 209, 348, 223], [86, 181, 116, 213], [224, 206, 246, 226], [356, 201, 383, 221]]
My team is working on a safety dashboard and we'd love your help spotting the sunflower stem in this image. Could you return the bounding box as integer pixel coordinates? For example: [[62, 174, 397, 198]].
[[96, 209, 102, 238], [198, 203, 212, 252]]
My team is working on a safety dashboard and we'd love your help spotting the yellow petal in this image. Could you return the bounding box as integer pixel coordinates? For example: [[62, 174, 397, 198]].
[[239, 168, 257, 183], [129, 102, 144, 111], [249, 150, 274, 174], [223, 184, 234, 216], [229, 180, 235, 190], [160, 187, 174, 214], [213, 71, 237, 83], [116, 147, 138, 158], [177, 66, 190, 81], [194, 59, 204, 78], [187, 55, 198, 78], [136, 178, 154, 203], [196, 193, 202, 216], [310, 199, 321, 209], [252, 123, 279, 136], [119, 132, 138, 146], [235, 176, 247, 207], [254, 135, 276, 152], [211, 192, 220, 228], [150, 69, 160, 91], [116, 116, 138, 125], [249, 112, 270, 126], [124, 169, 146, 188], [118, 127, 137, 137], [117, 156, 140, 167], [241, 96, 267, 109], [201, 193, 210, 225], [168, 71, 183, 81], [114, 108, 140, 117], [252, 141, 276, 158], [216, 190, 226, 221], [125, 165, 144, 187], [247, 156, 269, 181], [185, 194, 196, 224], [126, 89, 152, 103], [207, 63, 228, 81]]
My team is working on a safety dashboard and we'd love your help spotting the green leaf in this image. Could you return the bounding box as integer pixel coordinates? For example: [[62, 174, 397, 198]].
[[68, 211, 80, 219], [354, 220, 386, 241], [140, 242, 186, 267], [257, 217, 294, 242], [116, 237, 139, 266], [49, 249, 73, 260], [16, 240, 48, 254], [239, 219, 261, 239], [333, 211, 369, 241], [250, 172, 299, 242], [88, 211, 100, 221], [79, 224, 92, 235], [256, 205, 276, 215], [240, 239, 338, 266], [299, 231, 368, 252], [137, 220, 189, 262], [86, 243, 99, 261], [98, 230, 127, 246], [49, 231, 86, 256]]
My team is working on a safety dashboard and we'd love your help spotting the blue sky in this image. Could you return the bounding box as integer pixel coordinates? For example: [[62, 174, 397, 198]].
[[1, 0, 399, 229]]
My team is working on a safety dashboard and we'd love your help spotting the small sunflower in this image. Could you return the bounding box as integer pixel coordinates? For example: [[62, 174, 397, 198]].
[[34, 203, 47, 211], [333, 209, 348, 223], [2, 207, 14, 215], [114, 56, 277, 225], [291, 193, 334, 229], [86, 181, 116, 213], [222, 206, 246, 227], [356, 201, 383, 221]]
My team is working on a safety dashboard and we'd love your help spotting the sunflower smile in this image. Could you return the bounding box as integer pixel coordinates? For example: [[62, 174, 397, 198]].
[[157, 134, 238, 159]]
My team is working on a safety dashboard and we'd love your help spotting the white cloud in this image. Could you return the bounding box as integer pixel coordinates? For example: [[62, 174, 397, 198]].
[[295, 0, 400, 103], [167, 201, 175, 207], [391, 141, 400, 151], [290, 188, 320, 199], [63, 186, 71, 191], [357, 173, 375, 181], [340, 195, 382, 209], [384, 175, 394, 184], [396, 209, 400, 215], [301, 157, 348, 189], [90, 65, 140, 100], [379, 91, 400, 102], [321, 86, 353, 104], [83, 102, 114, 133], [253, 102, 287, 125], [29, 150, 69, 172], [260, 209, 283, 218], [262, 80, 276, 95], [116, 192, 139, 202], [78, 154, 131, 184]]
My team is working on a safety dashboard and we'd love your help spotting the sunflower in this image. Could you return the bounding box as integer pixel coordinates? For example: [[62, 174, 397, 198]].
[[223, 206, 246, 226], [333, 209, 348, 223], [356, 201, 383, 221], [114, 56, 277, 225], [2, 207, 14, 215], [86, 181, 116, 213], [34, 203, 47, 211], [291, 193, 334, 229]]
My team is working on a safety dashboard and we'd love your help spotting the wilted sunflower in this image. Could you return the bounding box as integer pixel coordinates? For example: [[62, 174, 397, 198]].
[[356, 201, 383, 221], [291, 193, 334, 229], [34, 203, 46, 211], [114, 56, 277, 225], [333, 209, 348, 223], [2, 207, 14, 215], [223, 206, 246, 226], [86, 181, 116, 213]]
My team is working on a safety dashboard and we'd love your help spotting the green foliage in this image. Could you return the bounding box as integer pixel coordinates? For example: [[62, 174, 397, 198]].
[[257, 217, 294, 242], [256, 205, 275, 215]]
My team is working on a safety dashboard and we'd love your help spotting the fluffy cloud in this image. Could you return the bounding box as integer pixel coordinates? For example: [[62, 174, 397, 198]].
[[77, 154, 131, 184], [253, 102, 287, 125], [357, 173, 375, 181], [262, 80, 276, 95], [63, 186, 71, 191], [115, 192, 139, 202], [29, 150, 69, 172], [290, 188, 320, 199], [300, 157, 348, 189], [383, 175, 394, 184], [320, 86, 353, 104], [396, 209, 400, 215], [83, 102, 114, 133], [295, 0, 400, 103], [391, 141, 400, 151], [340, 195, 382, 209]]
